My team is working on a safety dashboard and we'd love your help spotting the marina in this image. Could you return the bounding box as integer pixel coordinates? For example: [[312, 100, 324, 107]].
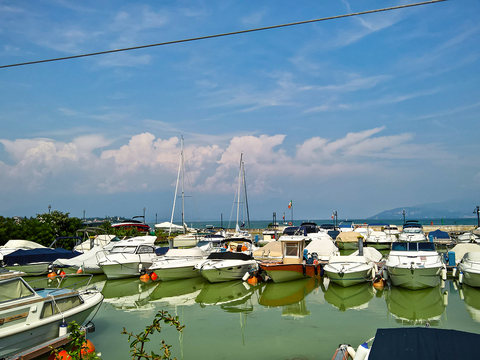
[[23, 274, 480, 360], [2, 218, 480, 360]]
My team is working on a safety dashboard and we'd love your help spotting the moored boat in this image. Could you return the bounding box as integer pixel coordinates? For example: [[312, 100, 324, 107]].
[[457, 252, 480, 287], [259, 232, 322, 283], [195, 252, 258, 283], [385, 242, 445, 290], [0, 273, 103, 359]]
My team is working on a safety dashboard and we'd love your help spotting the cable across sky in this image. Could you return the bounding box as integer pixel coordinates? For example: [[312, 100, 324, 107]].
[[0, 0, 447, 69]]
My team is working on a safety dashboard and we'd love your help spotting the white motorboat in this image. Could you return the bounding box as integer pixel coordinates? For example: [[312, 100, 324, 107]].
[[195, 252, 258, 283], [148, 247, 208, 281], [323, 248, 382, 287], [335, 231, 364, 250], [398, 221, 427, 242], [0, 273, 103, 359], [385, 242, 446, 290], [97, 235, 158, 279], [457, 252, 480, 287], [456, 231, 480, 243], [53, 234, 122, 274]]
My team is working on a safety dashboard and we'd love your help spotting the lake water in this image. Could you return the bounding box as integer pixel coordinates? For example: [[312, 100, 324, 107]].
[[28, 273, 480, 360]]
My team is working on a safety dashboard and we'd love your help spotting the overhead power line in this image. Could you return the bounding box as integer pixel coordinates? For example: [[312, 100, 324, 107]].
[[0, 0, 446, 69]]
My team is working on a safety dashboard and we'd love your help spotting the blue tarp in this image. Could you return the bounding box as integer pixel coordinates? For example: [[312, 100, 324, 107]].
[[3, 248, 81, 266], [428, 229, 450, 239], [368, 328, 480, 360]]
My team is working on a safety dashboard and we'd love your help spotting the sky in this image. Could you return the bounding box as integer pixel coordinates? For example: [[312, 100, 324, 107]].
[[0, 0, 479, 223]]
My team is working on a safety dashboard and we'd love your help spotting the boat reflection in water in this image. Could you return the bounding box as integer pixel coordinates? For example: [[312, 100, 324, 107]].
[[324, 281, 374, 312], [26, 274, 107, 293], [149, 277, 206, 306], [195, 280, 257, 311], [384, 285, 447, 326], [459, 283, 480, 323], [101, 277, 159, 311], [259, 277, 319, 317]]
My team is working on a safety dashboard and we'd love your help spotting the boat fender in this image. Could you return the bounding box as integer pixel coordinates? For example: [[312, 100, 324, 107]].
[[441, 266, 447, 281], [59, 319, 68, 336], [353, 342, 369, 360], [314, 264, 318, 276], [459, 288, 464, 300], [452, 267, 457, 278], [150, 272, 158, 281], [383, 269, 388, 281], [242, 271, 251, 281], [347, 346, 356, 359], [459, 271, 464, 284], [302, 264, 306, 276], [374, 263, 378, 275], [443, 290, 448, 306], [138, 263, 143, 272]]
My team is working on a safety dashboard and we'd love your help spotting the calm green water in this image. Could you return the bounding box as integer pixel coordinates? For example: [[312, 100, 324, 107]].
[[28, 274, 480, 360]]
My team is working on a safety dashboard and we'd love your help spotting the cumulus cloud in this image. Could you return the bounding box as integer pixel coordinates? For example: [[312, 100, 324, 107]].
[[0, 128, 453, 197]]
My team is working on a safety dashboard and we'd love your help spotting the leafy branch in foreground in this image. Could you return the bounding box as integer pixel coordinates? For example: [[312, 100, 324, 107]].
[[121, 310, 185, 360], [49, 321, 97, 360]]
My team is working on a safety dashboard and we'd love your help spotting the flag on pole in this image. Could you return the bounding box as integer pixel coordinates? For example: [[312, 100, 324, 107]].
[[288, 200, 292, 209]]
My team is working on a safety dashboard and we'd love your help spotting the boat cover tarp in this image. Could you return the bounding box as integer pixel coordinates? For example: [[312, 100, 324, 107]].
[[448, 243, 480, 262], [336, 231, 363, 243], [368, 327, 480, 360], [305, 239, 338, 256], [428, 229, 451, 240], [351, 247, 383, 262], [3, 248, 81, 266], [253, 241, 282, 259], [1, 240, 46, 249], [207, 252, 253, 260]]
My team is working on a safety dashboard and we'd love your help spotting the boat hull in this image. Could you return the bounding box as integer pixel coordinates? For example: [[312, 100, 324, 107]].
[[152, 264, 202, 281], [386, 266, 442, 290], [199, 261, 258, 283], [100, 261, 153, 280], [324, 267, 373, 287], [260, 263, 323, 283], [0, 291, 103, 359], [459, 268, 480, 288], [5, 262, 51, 276]]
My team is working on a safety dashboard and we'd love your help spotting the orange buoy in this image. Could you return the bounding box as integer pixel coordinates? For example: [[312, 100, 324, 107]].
[[47, 271, 57, 278], [48, 349, 72, 360], [59, 271, 66, 278], [81, 339, 95, 355], [76, 267, 83, 274], [247, 276, 259, 285], [373, 279, 385, 289], [150, 272, 158, 281], [139, 273, 150, 283]]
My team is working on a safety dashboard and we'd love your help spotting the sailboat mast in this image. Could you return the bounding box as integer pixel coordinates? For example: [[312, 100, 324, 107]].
[[236, 152, 243, 230], [242, 159, 250, 231], [181, 136, 185, 234], [169, 137, 183, 237]]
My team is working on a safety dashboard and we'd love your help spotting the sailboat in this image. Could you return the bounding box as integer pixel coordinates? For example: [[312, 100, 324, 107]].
[[161, 137, 199, 248], [227, 153, 252, 241]]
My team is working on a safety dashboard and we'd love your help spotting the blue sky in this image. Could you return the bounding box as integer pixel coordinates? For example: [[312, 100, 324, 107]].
[[0, 0, 479, 222]]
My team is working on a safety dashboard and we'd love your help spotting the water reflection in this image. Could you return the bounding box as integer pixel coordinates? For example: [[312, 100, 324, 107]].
[[101, 277, 158, 311], [460, 284, 480, 323], [384, 285, 446, 326], [195, 280, 256, 311], [149, 277, 206, 306], [25, 274, 107, 292], [324, 282, 374, 312], [259, 277, 319, 317]]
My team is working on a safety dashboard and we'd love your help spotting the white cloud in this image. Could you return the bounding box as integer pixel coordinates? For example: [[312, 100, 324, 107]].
[[0, 128, 455, 197]]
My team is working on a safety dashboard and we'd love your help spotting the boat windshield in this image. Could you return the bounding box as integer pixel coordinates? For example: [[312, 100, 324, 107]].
[[391, 242, 436, 252], [0, 278, 35, 303], [110, 246, 137, 254]]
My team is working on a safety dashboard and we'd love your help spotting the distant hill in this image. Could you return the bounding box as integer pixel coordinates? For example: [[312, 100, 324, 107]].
[[369, 199, 479, 220]]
